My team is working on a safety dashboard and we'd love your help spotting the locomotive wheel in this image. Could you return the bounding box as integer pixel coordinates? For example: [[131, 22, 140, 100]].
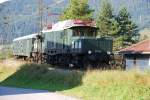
[[83, 57, 93, 69], [84, 61, 91, 69]]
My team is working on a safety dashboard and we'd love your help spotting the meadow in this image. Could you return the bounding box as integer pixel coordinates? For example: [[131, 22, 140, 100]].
[[0, 63, 150, 100]]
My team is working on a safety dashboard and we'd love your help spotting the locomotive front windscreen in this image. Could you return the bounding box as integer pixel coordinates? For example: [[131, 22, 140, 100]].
[[71, 26, 97, 37]]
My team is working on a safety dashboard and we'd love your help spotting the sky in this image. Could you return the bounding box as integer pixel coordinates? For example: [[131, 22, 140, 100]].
[[0, 0, 9, 4]]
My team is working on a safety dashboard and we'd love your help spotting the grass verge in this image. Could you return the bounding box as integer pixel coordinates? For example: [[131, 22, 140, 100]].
[[0, 64, 84, 92], [0, 64, 150, 100], [63, 70, 150, 100]]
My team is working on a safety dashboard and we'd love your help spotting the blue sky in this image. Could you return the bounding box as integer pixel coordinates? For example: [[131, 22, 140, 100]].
[[0, 0, 10, 4]]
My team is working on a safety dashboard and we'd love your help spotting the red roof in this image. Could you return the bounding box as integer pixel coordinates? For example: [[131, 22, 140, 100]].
[[119, 39, 150, 54]]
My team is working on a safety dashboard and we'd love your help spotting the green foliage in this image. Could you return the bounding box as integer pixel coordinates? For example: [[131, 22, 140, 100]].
[[60, 0, 94, 20], [96, 0, 114, 36], [96, 1, 138, 51], [110, 18, 121, 36], [117, 7, 138, 44], [113, 36, 124, 51], [115, 7, 139, 50]]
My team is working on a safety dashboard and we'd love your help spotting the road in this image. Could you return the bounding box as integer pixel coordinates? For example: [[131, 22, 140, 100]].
[[0, 86, 80, 100]]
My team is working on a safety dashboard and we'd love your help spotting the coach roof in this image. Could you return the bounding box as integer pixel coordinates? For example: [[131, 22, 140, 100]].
[[13, 33, 38, 41]]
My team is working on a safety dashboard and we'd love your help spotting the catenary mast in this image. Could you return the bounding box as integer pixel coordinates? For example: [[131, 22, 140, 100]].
[[37, 0, 43, 63]]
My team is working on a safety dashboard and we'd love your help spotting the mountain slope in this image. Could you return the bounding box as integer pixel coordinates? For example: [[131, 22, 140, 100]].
[[0, 0, 149, 43]]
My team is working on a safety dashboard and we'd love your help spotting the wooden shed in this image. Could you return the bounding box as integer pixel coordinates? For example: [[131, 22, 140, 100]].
[[119, 39, 150, 70]]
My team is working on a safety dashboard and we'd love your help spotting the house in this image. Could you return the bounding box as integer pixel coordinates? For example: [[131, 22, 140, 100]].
[[119, 39, 150, 70]]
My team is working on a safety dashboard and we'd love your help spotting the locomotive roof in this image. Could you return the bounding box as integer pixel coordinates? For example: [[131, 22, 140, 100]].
[[13, 20, 96, 41], [43, 19, 96, 32], [13, 33, 37, 41]]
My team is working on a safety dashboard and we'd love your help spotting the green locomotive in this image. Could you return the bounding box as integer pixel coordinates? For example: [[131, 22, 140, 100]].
[[13, 20, 113, 67]]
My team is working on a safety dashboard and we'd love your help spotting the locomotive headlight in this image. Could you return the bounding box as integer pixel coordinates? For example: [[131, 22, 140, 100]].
[[88, 50, 92, 54]]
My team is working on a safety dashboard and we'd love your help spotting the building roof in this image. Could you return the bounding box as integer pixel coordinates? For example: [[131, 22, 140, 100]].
[[119, 39, 150, 54]]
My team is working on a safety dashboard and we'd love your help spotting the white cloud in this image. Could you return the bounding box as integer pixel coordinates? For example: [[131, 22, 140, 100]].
[[0, 0, 10, 4]]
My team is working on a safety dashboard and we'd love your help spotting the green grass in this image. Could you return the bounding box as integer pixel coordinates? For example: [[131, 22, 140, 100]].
[[0, 64, 84, 91], [0, 64, 150, 100], [63, 70, 150, 100]]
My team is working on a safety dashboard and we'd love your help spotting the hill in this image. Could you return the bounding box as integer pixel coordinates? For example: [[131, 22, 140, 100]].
[[0, 0, 149, 43]]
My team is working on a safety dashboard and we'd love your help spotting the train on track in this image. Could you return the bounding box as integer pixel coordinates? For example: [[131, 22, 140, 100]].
[[12, 20, 113, 68]]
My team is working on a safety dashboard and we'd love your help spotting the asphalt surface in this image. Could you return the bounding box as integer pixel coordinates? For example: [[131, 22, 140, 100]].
[[0, 86, 80, 100]]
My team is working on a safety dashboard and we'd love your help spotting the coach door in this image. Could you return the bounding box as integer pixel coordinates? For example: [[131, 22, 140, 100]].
[[63, 29, 72, 50], [33, 39, 38, 52], [26, 39, 30, 56], [63, 31, 68, 50]]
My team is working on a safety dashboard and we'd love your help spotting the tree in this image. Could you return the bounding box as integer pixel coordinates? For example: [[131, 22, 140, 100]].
[[112, 7, 138, 51], [117, 7, 138, 44], [60, 0, 94, 20], [96, 1, 138, 51], [96, 0, 120, 37]]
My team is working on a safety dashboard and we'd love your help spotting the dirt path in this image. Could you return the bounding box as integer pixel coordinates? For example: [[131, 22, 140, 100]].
[[0, 58, 26, 68], [0, 86, 80, 100]]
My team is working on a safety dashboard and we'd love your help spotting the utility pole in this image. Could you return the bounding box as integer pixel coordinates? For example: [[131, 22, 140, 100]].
[[36, 0, 61, 63], [37, 0, 43, 63]]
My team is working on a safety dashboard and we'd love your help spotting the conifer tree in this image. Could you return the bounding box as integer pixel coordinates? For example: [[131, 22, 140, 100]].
[[117, 7, 138, 44], [60, 0, 94, 20], [96, 0, 120, 37], [96, 1, 138, 51]]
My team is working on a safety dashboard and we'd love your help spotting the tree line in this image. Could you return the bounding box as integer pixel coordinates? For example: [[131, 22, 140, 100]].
[[60, 0, 139, 51]]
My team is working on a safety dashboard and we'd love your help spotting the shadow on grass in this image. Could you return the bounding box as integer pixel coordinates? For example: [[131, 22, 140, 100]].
[[0, 64, 84, 95]]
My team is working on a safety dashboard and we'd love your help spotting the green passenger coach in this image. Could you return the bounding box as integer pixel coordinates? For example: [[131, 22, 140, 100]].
[[13, 34, 37, 57]]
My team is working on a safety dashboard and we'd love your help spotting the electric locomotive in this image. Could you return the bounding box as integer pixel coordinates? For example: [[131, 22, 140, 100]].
[[12, 20, 113, 67]]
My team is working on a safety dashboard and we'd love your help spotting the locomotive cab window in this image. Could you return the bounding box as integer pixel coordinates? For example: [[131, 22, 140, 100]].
[[71, 26, 97, 37]]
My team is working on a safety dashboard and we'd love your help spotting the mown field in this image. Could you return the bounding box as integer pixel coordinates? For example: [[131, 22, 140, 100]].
[[0, 63, 150, 100]]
